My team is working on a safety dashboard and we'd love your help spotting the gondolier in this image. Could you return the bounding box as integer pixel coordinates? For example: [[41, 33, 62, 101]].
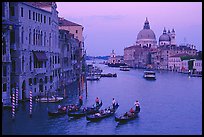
[[134, 100, 140, 112], [95, 97, 100, 106], [79, 95, 83, 106], [112, 98, 116, 109]]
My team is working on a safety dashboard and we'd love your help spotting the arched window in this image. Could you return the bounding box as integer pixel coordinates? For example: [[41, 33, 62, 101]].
[[44, 32, 46, 46], [29, 29, 31, 44], [21, 27, 24, 44], [49, 33, 51, 47], [33, 29, 35, 45], [22, 56, 24, 72], [41, 31, 43, 46], [30, 55, 32, 71]]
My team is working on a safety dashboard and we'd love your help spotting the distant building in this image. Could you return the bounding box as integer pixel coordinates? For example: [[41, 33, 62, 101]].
[[108, 50, 124, 65], [124, 17, 198, 71]]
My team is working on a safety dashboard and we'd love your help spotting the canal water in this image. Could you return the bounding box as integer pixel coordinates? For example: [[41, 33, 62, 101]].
[[2, 60, 202, 135]]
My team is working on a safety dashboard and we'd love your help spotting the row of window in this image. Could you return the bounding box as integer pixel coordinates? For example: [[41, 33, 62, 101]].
[[195, 63, 202, 67], [20, 6, 51, 25], [28, 75, 53, 86]]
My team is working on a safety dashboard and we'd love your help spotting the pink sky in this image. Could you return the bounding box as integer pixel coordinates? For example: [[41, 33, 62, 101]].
[[57, 2, 202, 56]]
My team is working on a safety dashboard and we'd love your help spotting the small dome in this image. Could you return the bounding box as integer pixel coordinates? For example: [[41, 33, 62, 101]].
[[159, 34, 171, 41], [159, 27, 171, 41]]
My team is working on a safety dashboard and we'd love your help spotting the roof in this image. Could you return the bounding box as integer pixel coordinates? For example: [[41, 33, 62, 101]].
[[59, 17, 82, 26], [170, 53, 190, 58], [25, 2, 52, 8]]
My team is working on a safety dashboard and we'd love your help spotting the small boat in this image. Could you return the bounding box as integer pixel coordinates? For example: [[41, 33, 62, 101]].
[[143, 70, 156, 80], [86, 75, 100, 81], [68, 101, 103, 117], [86, 103, 119, 121], [48, 106, 67, 116], [120, 66, 130, 71], [36, 96, 63, 103], [100, 73, 117, 77], [115, 108, 140, 122]]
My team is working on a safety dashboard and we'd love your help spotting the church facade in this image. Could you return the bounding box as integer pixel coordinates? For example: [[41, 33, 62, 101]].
[[124, 18, 198, 70]]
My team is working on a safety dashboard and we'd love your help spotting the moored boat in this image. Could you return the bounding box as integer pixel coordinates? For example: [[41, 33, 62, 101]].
[[86, 75, 100, 81], [36, 96, 63, 103], [100, 73, 117, 77], [86, 103, 119, 121]]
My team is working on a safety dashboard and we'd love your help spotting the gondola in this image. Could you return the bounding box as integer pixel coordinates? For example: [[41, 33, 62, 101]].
[[115, 107, 140, 122], [68, 101, 103, 117], [48, 106, 67, 116], [86, 103, 119, 121]]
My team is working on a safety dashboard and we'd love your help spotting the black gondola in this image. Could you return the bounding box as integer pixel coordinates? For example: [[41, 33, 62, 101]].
[[48, 106, 67, 116], [86, 103, 119, 121], [115, 107, 140, 122], [68, 101, 103, 117]]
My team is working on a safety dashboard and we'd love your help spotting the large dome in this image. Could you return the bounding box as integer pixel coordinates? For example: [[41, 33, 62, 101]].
[[136, 18, 156, 40], [137, 29, 156, 40]]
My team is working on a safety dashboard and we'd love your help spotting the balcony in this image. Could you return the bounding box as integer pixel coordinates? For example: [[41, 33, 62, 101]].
[[34, 68, 46, 74], [53, 64, 61, 69], [2, 54, 11, 62], [2, 76, 7, 83], [10, 43, 17, 50], [72, 60, 77, 65]]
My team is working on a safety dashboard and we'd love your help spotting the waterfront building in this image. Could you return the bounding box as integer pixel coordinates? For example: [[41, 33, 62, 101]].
[[2, 2, 20, 104], [136, 17, 157, 49], [59, 29, 72, 87], [58, 17, 85, 82], [193, 60, 202, 75], [6, 2, 60, 101], [168, 53, 184, 72]]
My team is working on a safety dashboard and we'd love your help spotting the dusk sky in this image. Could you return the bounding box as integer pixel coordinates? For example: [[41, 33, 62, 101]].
[[56, 2, 202, 56]]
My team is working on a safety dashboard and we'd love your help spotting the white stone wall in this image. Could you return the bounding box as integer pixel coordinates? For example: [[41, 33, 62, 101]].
[[9, 2, 60, 100]]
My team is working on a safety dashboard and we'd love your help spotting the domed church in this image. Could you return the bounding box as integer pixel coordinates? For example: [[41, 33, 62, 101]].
[[136, 17, 157, 48], [159, 28, 176, 46]]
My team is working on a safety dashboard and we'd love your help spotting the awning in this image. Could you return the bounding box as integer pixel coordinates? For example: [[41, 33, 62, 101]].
[[34, 51, 48, 61]]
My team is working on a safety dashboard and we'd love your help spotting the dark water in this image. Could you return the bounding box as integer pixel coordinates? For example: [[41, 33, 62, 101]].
[[2, 60, 202, 135]]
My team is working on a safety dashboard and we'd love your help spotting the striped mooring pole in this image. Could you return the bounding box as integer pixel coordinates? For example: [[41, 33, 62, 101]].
[[12, 88, 15, 120], [15, 86, 18, 108], [29, 88, 32, 118]]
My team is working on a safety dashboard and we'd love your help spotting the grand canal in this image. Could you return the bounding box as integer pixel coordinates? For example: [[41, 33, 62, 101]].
[[2, 60, 202, 135]]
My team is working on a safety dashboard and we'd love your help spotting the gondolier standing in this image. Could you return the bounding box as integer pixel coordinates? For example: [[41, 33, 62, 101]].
[[134, 100, 140, 112], [79, 95, 83, 106], [95, 97, 99, 106], [112, 98, 116, 109]]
